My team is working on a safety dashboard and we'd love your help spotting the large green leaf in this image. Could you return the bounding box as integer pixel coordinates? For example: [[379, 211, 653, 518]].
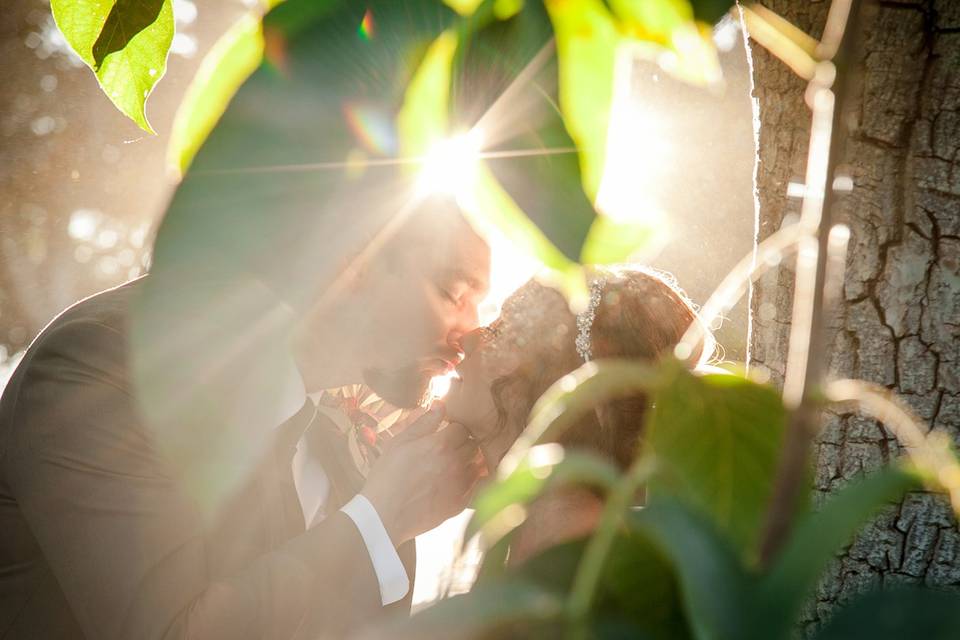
[[51, 0, 174, 133], [627, 502, 751, 640], [467, 446, 621, 541], [451, 3, 598, 262], [608, 0, 722, 86], [168, 13, 265, 174], [397, 29, 459, 159], [467, 164, 583, 276], [580, 215, 662, 265], [501, 359, 663, 474], [544, 0, 620, 202], [398, 16, 588, 292], [644, 362, 787, 561], [567, 456, 658, 634], [812, 588, 960, 640], [520, 534, 691, 640], [755, 465, 922, 639], [689, 0, 736, 24]]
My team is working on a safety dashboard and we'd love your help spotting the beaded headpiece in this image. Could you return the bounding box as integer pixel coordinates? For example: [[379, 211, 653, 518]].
[[574, 277, 605, 362]]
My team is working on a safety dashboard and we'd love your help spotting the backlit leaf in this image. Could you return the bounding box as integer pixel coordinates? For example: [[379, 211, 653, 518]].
[[51, 0, 174, 133], [168, 13, 265, 174], [501, 359, 663, 475], [544, 0, 620, 201], [467, 446, 621, 542], [609, 0, 723, 86], [645, 362, 787, 561], [580, 215, 662, 265], [463, 163, 583, 281], [397, 29, 459, 160], [627, 502, 750, 640]]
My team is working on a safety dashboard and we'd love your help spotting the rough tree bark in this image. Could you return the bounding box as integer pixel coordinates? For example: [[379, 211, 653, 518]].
[[748, 0, 960, 632]]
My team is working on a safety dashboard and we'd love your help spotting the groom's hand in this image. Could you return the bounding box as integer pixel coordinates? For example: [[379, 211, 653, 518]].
[[361, 403, 482, 545]]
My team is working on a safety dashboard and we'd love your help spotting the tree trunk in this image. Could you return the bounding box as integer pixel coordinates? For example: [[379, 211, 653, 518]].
[[748, 0, 960, 632]]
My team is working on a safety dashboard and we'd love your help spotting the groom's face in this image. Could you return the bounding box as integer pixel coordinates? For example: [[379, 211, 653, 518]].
[[362, 217, 490, 407]]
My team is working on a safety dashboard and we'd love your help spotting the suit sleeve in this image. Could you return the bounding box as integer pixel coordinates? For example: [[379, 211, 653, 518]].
[[4, 319, 387, 640]]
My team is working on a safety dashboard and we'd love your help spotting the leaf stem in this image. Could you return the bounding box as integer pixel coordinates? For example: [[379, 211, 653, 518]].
[[825, 380, 960, 516], [757, 0, 862, 567], [676, 223, 803, 363], [564, 456, 657, 640]]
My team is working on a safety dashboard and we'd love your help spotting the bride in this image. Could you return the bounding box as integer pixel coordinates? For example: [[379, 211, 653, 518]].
[[443, 265, 713, 566]]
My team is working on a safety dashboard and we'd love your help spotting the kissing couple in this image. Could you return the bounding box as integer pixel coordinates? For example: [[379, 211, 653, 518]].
[[0, 2, 711, 638], [0, 193, 711, 639]]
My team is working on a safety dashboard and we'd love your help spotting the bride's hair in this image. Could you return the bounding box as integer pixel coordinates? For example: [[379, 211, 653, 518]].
[[490, 266, 714, 470]]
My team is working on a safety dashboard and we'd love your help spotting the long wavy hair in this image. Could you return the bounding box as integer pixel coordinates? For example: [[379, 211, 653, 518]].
[[489, 266, 714, 470]]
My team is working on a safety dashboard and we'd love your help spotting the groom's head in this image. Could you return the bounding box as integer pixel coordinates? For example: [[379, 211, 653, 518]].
[[359, 207, 489, 407], [291, 199, 490, 408], [143, 0, 492, 408]]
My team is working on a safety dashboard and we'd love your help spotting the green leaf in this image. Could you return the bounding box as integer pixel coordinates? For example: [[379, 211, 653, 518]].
[[51, 0, 174, 133], [465, 164, 583, 277], [811, 588, 960, 640], [397, 1, 599, 298], [451, 4, 598, 262], [627, 502, 750, 640], [521, 534, 691, 640], [756, 465, 922, 639], [168, 13, 265, 174], [389, 581, 563, 639], [397, 19, 579, 279], [494, 0, 525, 21], [501, 359, 662, 475], [444, 0, 486, 16], [397, 29, 459, 159], [609, 0, 689, 41], [689, 0, 736, 25], [567, 456, 658, 630], [645, 363, 787, 561], [580, 214, 663, 265], [609, 0, 722, 86], [467, 446, 621, 541], [544, 0, 620, 201], [261, 0, 346, 39]]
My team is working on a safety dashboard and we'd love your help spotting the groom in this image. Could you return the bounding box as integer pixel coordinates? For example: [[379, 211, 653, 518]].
[[0, 198, 489, 640], [0, 2, 491, 639]]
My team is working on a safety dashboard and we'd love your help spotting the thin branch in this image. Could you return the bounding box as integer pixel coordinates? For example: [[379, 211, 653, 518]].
[[758, 0, 862, 567], [565, 456, 657, 640], [676, 223, 803, 363], [825, 379, 960, 515]]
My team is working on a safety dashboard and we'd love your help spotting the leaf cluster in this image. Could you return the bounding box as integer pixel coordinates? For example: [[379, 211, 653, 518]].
[[395, 359, 960, 639]]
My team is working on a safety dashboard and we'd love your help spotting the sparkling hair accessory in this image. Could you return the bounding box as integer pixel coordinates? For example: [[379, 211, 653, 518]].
[[575, 277, 604, 362]]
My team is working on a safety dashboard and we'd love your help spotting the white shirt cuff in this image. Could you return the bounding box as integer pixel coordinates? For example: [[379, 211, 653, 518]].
[[339, 494, 410, 606]]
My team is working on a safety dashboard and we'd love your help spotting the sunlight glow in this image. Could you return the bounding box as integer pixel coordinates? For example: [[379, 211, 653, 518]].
[[594, 52, 668, 235], [417, 130, 484, 199], [428, 372, 455, 400]]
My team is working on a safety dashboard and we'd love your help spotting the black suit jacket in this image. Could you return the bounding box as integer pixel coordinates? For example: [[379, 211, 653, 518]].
[[0, 279, 414, 639]]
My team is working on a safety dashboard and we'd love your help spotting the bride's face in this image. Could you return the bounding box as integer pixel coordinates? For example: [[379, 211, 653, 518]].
[[444, 320, 519, 470], [446, 281, 574, 470]]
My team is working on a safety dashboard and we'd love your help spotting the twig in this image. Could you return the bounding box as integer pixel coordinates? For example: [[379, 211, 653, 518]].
[[757, 0, 862, 567]]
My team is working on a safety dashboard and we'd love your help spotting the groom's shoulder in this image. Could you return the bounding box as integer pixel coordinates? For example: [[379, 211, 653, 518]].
[[20, 277, 146, 375], [41, 276, 143, 339]]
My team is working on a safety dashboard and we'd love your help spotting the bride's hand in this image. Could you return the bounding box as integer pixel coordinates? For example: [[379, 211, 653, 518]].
[[360, 403, 483, 545]]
